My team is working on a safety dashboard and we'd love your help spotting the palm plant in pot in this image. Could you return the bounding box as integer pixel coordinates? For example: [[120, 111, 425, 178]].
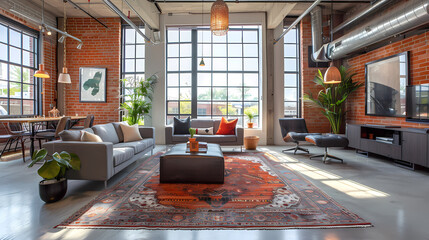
[[304, 66, 363, 134], [244, 109, 256, 128], [28, 149, 80, 203]]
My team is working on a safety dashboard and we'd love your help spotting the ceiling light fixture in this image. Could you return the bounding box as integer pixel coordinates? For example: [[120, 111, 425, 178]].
[[77, 43, 83, 49], [210, 0, 229, 36], [323, 1, 341, 85], [58, 1, 71, 84], [58, 35, 65, 43], [34, 0, 50, 79], [200, 0, 205, 66]]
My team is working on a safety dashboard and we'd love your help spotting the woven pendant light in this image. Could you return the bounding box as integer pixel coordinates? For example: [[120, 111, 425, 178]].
[[210, 0, 229, 36], [324, 62, 341, 84]]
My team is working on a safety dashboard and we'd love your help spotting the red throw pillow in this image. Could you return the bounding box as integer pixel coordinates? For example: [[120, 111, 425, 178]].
[[216, 117, 238, 135]]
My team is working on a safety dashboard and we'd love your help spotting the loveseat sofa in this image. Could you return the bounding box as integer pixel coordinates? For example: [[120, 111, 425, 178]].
[[43, 122, 155, 187], [165, 119, 243, 147]]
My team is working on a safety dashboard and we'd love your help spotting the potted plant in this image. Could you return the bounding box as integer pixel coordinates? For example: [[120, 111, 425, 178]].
[[188, 128, 199, 152], [244, 109, 255, 128], [304, 66, 363, 134], [120, 74, 158, 125], [28, 149, 80, 203]]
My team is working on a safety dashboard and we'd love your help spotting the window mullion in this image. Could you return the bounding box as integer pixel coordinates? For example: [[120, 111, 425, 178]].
[[191, 29, 198, 119]]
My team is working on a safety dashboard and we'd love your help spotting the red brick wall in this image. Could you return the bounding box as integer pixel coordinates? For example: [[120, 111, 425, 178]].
[[345, 31, 429, 128], [0, 9, 57, 116], [64, 18, 121, 124], [300, 16, 331, 133]]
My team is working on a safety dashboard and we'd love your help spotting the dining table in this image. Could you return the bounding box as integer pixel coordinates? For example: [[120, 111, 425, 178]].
[[0, 116, 87, 157]]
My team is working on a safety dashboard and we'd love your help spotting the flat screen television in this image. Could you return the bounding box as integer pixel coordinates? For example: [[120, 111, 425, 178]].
[[365, 52, 409, 117], [406, 84, 429, 123]]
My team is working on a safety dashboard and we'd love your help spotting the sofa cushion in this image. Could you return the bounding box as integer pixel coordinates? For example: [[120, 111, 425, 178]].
[[216, 117, 238, 135], [59, 130, 81, 141], [82, 128, 94, 134], [174, 117, 190, 134], [141, 138, 154, 148], [81, 131, 103, 142], [190, 119, 214, 128], [172, 134, 190, 143], [195, 135, 237, 143], [113, 147, 134, 167], [121, 124, 143, 142], [92, 123, 120, 144], [195, 127, 213, 135], [112, 122, 127, 142], [114, 141, 146, 154]]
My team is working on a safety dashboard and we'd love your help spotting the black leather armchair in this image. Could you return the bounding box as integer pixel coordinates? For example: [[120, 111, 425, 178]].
[[279, 118, 320, 154]]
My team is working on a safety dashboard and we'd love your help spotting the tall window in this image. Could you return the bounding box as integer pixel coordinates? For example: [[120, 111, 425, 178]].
[[166, 26, 261, 127], [284, 27, 300, 117], [0, 18, 39, 116]]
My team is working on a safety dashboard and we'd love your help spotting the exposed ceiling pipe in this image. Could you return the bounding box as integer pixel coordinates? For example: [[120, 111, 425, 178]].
[[331, 0, 390, 34], [123, 0, 155, 30], [310, 6, 330, 61], [103, 0, 152, 43], [312, 0, 429, 61], [67, 0, 108, 29], [274, 0, 322, 44], [9, 8, 83, 45]]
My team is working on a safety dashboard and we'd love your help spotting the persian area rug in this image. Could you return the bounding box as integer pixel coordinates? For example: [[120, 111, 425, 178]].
[[57, 152, 371, 230]]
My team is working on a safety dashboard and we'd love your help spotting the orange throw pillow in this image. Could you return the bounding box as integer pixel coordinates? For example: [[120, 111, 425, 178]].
[[216, 117, 238, 135]]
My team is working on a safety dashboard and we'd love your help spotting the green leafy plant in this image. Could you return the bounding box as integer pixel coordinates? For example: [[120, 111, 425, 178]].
[[304, 66, 363, 134], [28, 149, 80, 181], [244, 109, 256, 123], [189, 128, 196, 139], [120, 74, 158, 125]]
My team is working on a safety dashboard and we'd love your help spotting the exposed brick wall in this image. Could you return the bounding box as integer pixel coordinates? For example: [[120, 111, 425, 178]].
[[345, 31, 429, 128], [64, 18, 121, 125], [300, 16, 331, 133], [0, 9, 57, 116]]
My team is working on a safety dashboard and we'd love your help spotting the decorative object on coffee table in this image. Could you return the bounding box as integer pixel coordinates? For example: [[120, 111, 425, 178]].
[[244, 136, 259, 150], [188, 128, 198, 152], [57, 152, 371, 229], [79, 67, 107, 102], [27, 148, 80, 203]]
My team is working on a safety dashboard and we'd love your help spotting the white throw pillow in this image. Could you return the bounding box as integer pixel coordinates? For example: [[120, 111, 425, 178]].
[[81, 131, 102, 142], [120, 124, 143, 142], [196, 127, 214, 135]]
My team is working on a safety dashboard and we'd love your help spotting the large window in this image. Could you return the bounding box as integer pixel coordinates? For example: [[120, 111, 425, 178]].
[[0, 18, 39, 116], [284, 27, 300, 118], [166, 26, 261, 127], [121, 25, 146, 83]]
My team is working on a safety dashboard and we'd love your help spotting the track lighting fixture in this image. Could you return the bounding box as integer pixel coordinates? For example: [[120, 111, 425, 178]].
[[58, 35, 65, 43], [77, 43, 83, 49]]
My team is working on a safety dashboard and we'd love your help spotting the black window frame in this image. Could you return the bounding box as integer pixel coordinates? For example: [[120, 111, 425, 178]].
[[0, 15, 41, 117], [283, 25, 301, 118]]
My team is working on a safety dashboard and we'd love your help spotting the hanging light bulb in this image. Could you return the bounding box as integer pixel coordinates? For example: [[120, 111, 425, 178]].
[[324, 62, 342, 84], [58, 67, 71, 84], [199, 58, 205, 67], [35, 0, 50, 79], [58, 1, 71, 84], [210, 0, 229, 36], [34, 64, 50, 78]]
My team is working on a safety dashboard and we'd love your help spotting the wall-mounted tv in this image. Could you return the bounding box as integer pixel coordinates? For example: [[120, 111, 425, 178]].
[[365, 52, 409, 117], [406, 84, 429, 123]]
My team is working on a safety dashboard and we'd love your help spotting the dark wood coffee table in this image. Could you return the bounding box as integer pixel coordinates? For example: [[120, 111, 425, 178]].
[[160, 143, 224, 183]]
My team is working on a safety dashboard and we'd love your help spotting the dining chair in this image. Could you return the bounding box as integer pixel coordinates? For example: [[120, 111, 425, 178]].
[[34, 117, 71, 149], [71, 114, 95, 130], [0, 123, 30, 162]]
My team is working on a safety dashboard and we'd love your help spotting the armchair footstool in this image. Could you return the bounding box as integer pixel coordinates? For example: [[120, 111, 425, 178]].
[[305, 134, 349, 163]]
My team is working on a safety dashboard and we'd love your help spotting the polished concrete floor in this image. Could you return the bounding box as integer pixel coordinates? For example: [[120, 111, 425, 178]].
[[1, 144, 429, 240]]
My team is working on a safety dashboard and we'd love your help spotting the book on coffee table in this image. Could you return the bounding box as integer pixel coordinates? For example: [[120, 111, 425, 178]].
[[186, 141, 208, 149], [186, 147, 208, 153]]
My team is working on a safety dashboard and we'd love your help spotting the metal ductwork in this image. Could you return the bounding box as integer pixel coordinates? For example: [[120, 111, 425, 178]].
[[310, 6, 330, 62], [312, 0, 429, 61]]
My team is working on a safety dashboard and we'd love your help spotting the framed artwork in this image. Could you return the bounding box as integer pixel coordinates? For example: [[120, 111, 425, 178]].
[[79, 67, 107, 102]]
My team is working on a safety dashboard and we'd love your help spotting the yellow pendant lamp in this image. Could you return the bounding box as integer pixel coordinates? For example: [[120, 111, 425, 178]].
[[324, 62, 341, 84], [34, 0, 50, 79], [210, 0, 229, 36]]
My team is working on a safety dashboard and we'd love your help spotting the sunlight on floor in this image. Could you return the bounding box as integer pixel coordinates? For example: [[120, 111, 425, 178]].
[[259, 147, 389, 199]]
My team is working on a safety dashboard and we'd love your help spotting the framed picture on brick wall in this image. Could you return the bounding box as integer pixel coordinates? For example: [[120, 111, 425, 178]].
[[79, 67, 107, 102]]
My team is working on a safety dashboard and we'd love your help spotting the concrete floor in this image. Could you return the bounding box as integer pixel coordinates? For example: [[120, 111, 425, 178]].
[[1, 145, 429, 240]]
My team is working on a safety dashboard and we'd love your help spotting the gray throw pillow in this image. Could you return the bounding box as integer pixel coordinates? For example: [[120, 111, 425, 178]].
[[112, 122, 128, 142], [59, 130, 82, 141], [174, 117, 190, 134]]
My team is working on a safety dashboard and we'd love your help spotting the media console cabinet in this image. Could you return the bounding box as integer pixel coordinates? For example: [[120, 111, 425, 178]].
[[346, 124, 429, 168]]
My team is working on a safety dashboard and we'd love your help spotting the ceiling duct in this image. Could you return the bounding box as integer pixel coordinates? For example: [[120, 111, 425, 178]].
[[312, 0, 429, 61]]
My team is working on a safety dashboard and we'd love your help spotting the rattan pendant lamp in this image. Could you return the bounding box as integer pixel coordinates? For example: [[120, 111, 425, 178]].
[[58, 1, 71, 84], [210, 0, 229, 36], [34, 0, 50, 79]]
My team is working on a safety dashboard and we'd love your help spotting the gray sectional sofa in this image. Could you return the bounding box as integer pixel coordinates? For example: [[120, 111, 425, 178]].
[[165, 119, 243, 147], [43, 122, 155, 187]]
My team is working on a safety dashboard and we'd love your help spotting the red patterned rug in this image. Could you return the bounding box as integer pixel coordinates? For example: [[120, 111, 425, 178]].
[[56, 152, 371, 229]]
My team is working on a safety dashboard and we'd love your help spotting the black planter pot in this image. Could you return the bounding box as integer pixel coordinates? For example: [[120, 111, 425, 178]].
[[39, 178, 67, 203]]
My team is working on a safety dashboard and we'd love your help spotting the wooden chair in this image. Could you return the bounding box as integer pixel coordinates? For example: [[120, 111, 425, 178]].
[[71, 114, 95, 130], [34, 117, 70, 149]]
